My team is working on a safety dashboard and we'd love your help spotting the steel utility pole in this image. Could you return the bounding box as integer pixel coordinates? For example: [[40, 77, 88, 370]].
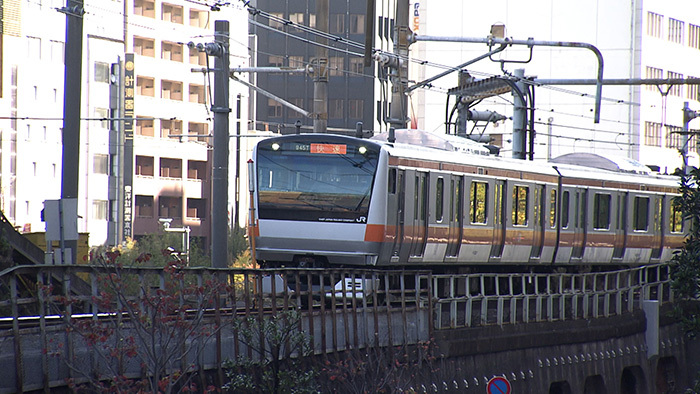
[[211, 21, 230, 268], [58, 0, 84, 264], [388, 0, 410, 130], [512, 69, 527, 160], [313, 0, 329, 133], [682, 102, 700, 174]]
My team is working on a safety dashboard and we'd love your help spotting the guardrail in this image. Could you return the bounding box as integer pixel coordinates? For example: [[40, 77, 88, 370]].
[[0, 264, 431, 393], [432, 264, 673, 329]]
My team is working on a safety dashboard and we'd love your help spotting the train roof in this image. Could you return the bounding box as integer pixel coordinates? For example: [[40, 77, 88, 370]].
[[369, 129, 680, 191]]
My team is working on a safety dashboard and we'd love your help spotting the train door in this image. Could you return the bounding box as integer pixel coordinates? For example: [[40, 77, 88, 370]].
[[612, 192, 628, 260], [651, 195, 664, 260], [390, 169, 406, 260], [409, 171, 428, 259], [490, 180, 506, 258], [571, 188, 587, 259], [445, 175, 463, 259], [529, 184, 546, 260]]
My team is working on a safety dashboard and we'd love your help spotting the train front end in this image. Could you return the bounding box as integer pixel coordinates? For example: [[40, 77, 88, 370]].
[[252, 134, 384, 268]]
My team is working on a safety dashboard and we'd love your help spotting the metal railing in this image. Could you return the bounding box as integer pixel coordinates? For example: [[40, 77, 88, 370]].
[[432, 264, 673, 329], [0, 264, 431, 393]]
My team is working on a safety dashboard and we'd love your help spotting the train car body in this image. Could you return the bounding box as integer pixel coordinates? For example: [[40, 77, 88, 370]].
[[252, 131, 684, 271]]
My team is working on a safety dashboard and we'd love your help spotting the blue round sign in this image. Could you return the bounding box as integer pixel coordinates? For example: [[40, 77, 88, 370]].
[[487, 376, 511, 394]]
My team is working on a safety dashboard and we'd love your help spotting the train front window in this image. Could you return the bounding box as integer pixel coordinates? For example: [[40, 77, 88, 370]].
[[256, 138, 380, 222]]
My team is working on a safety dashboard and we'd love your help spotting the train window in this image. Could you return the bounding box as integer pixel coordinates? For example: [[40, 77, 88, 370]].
[[670, 200, 684, 233], [388, 168, 397, 194], [436, 177, 444, 222], [453, 178, 462, 221], [512, 185, 529, 226], [561, 191, 570, 228], [633, 196, 649, 231], [593, 193, 611, 230], [549, 189, 557, 228], [470, 181, 488, 224]]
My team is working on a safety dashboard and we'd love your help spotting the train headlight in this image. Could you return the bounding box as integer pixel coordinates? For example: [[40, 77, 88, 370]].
[[358, 146, 367, 155], [271, 142, 280, 151]]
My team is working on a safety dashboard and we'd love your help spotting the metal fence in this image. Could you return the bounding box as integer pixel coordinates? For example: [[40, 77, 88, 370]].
[[432, 264, 673, 329]]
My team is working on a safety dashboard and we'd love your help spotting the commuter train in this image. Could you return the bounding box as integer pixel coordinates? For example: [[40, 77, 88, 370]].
[[251, 130, 684, 272]]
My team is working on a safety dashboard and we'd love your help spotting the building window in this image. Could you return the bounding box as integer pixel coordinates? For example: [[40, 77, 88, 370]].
[[94, 107, 109, 129], [645, 66, 663, 91], [647, 12, 663, 38], [644, 121, 662, 147], [188, 160, 207, 181], [308, 14, 316, 28], [188, 122, 209, 143], [161, 41, 183, 62], [512, 185, 528, 226], [94, 62, 109, 83], [690, 24, 700, 50], [288, 55, 304, 67], [668, 18, 684, 44], [161, 80, 183, 100], [136, 156, 154, 176], [269, 12, 284, 28], [349, 58, 364, 74], [133, 36, 155, 57], [289, 12, 304, 30], [136, 118, 155, 137], [268, 55, 283, 67], [133, 0, 155, 18], [329, 56, 343, 76], [161, 3, 183, 24], [329, 99, 343, 119], [189, 47, 207, 65], [189, 84, 205, 104], [668, 71, 684, 96], [267, 98, 282, 117], [288, 98, 305, 118], [331, 14, 345, 34], [161, 119, 182, 138], [136, 76, 155, 96], [50, 40, 64, 63], [27, 36, 41, 59], [189, 9, 208, 28], [93, 200, 108, 220], [135, 195, 154, 217], [348, 99, 363, 118], [350, 14, 365, 34], [187, 198, 206, 219], [159, 196, 182, 219], [666, 125, 683, 149], [160, 158, 182, 178]]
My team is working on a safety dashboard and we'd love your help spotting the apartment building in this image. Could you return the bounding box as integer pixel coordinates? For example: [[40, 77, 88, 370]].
[[249, 0, 396, 135], [0, 0, 249, 250]]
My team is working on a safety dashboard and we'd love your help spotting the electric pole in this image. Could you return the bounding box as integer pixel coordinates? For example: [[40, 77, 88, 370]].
[[388, 0, 410, 130], [313, 0, 329, 133], [59, 0, 84, 264], [211, 21, 230, 268]]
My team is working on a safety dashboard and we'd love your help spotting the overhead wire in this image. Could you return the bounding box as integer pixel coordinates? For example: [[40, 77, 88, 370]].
[[43, 0, 692, 151]]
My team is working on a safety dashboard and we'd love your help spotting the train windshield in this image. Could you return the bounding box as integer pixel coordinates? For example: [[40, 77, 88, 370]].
[[256, 137, 380, 222]]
